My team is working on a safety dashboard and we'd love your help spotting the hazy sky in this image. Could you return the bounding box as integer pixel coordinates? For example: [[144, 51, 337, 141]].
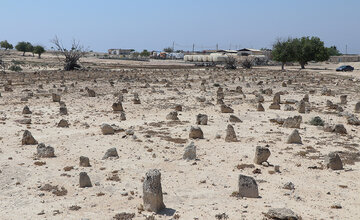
[[1, 0, 359, 53]]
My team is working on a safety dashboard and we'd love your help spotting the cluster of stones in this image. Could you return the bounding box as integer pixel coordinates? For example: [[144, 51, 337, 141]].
[[9, 66, 360, 219]]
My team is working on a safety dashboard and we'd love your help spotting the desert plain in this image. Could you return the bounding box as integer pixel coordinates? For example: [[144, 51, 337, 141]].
[[0, 52, 360, 220]]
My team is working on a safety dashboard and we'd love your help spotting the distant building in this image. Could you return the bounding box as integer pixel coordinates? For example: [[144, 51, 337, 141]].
[[329, 55, 360, 62], [108, 49, 135, 55], [237, 48, 264, 56]]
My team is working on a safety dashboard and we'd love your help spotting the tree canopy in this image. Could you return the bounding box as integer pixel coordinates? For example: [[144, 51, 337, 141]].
[[33, 45, 46, 58], [0, 40, 13, 50], [15, 41, 33, 56], [272, 38, 296, 70], [140, 49, 150, 57], [327, 46, 341, 56], [272, 36, 330, 69]]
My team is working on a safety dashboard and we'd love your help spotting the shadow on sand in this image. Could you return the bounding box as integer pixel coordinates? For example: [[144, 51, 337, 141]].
[[158, 208, 176, 216]]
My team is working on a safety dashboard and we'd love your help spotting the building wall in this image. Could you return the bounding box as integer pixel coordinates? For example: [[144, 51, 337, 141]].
[[329, 55, 360, 62]]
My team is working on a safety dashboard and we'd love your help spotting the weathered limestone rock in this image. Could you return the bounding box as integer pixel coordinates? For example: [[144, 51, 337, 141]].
[[221, 104, 234, 113], [143, 169, 165, 212], [340, 95, 347, 104], [22, 105, 32, 114], [229, 115, 242, 123], [102, 147, 119, 159], [196, 114, 208, 125], [174, 104, 182, 111], [79, 172, 92, 188], [321, 87, 332, 96], [273, 92, 281, 104], [189, 126, 204, 139], [355, 102, 360, 113], [166, 111, 179, 121], [86, 88, 96, 97], [238, 175, 259, 198], [101, 123, 114, 135], [263, 88, 273, 96], [36, 143, 55, 158], [283, 104, 294, 111], [217, 98, 224, 105], [79, 156, 91, 167], [16, 118, 31, 124], [282, 116, 302, 128], [269, 102, 280, 110], [225, 124, 237, 142], [133, 98, 141, 104], [52, 93, 61, 102], [309, 116, 324, 126], [303, 94, 309, 102], [264, 208, 300, 220], [347, 115, 360, 125], [59, 102, 68, 115], [326, 100, 338, 110], [120, 111, 126, 121], [257, 103, 265, 111], [112, 102, 123, 112], [255, 94, 264, 103], [333, 124, 347, 134], [183, 142, 196, 160], [216, 88, 224, 99], [283, 182, 295, 190], [325, 152, 343, 170], [270, 118, 285, 125], [22, 130, 38, 145], [298, 100, 305, 113], [57, 119, 69, 128], [236, 86, 243, 93], [287, 129, 302, 144], [254, 146, 271, 164]]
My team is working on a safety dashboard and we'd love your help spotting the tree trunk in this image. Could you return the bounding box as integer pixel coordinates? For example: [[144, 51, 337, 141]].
[[38, 54, 41, 59], [300, 62, 305, 69], [22, 51, 25, 56], [281, 62, 285, 70]]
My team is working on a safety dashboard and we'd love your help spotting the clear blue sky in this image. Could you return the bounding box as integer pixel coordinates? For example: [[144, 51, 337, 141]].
[[1, 0, 359, 53]]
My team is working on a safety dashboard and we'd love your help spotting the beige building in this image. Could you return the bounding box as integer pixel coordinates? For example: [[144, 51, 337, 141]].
[[329, 55, 360, 62], [237, 48, 264, 56]]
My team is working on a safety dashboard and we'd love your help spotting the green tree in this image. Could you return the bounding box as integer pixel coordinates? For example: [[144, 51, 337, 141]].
[[272, 38, 296, 70], [293, 36, 329, 69], [27, 43, 34, 56], [140, 49, 150, 57], [33, 45, 45, 58], [327, 46, 341, 56], [163, 47, 173, 53], [15, 41, 33, 56], [0, 40, 13, 50]]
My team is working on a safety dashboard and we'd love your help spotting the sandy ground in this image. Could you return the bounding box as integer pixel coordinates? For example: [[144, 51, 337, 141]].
[[0, 53, 360, 220]]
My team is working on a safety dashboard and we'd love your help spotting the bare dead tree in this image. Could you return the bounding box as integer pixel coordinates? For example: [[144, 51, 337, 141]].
[[51, 36, 87, 71], [224, 56, 237, 69], [240, 57, 254, 69]]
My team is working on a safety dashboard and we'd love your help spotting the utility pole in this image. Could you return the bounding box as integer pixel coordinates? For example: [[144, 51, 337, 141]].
[[346, 44, 347, 55]]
